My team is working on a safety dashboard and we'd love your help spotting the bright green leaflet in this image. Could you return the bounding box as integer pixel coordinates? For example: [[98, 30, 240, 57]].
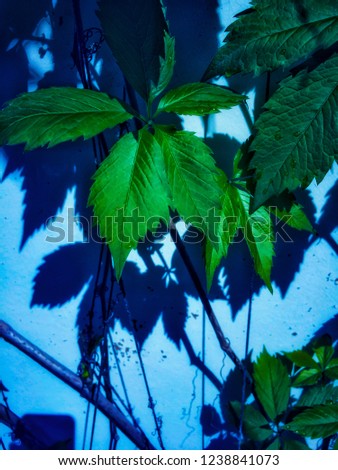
[[97, 0, 168, 102], [149, 32, 176, 104], [155, 127, 223, 242], [253, 348, 290, 422], [0, 88, 132, 151], [88, 129, 170, 279], [286, 404, 338, 439], [205, 182, 275, 292], [273, 204, 314, 233], [237, 188, 274, 292], [250, 53, 338, 208], [204, 181, 239, 290], [204, 0, 338, 78], [157, 82, 246, 116]]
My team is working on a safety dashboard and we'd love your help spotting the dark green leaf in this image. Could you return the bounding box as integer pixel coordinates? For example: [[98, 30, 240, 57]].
[[284, 350, 320, 369], [155, 126, 223, 242], [286, 404, 338, 438], [0, 88, 132, 151], [325, 358, 338, 380], [333, 438, 338, 450], [297, 384, 338, 407], [250, 54, 338, 208], [149, 32, 175, 103], [293, 369, 322, 387], [157, 83, 245, 116], [230, 401, 273, 442], [204, 0, 338, 78], [267, 438, 280, 450], [88, 129, 170, 279], [282, 439, 310, 450], [254, 348, 290, 421], [314, 345, 335, 368], [97, 0, 168, 101]]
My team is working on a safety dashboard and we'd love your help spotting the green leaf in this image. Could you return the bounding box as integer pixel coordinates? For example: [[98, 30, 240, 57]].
[[333, 438, 338, 450], [253, 348, 290, 421], [293, 369, 322, 387], [273, 204, 314, 233], [267, 438, 280, 450], [204, 0, 338, 78], [297, 384, 338, 407], [286, 404, 338, 438], [230, 401, 273, 442], [97, 0, 168, 101], [157, 83, 245, 116], [237, 189, 275, 292], [250, 53, 338, 208], [0, 88, 132, 151], [149, 32, 175, 104], [282, 440, 310, 450], [205, 183, 275, 291], [325, 358, 338, 380], [204, 181, 240, 290], [314, 346, 335, 369], [284, 350, 320, 369], [88, 129, 170, 279], [155, 126, 223, 241]]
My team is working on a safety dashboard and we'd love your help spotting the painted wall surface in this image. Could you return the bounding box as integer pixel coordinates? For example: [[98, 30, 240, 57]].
[[0, 0, 337, 451]]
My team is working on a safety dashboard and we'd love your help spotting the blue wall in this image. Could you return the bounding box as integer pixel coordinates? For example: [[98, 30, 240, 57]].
[[0, 0, 337, 450]]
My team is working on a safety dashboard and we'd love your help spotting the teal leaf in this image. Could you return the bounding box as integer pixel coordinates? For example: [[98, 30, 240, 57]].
[[286, 404, 338, 439], [157, 82, 246, 116], [155, 126, 223, 241], [297, 384, 338, 407], [253, 348, 290, 421], [97, 0, 168, 101], [149, 32, 175, 104], [0, 88, 132, 151], [88, 129, 170, 279], [204, 0, 338, 78], [250, 54, 338, 208]]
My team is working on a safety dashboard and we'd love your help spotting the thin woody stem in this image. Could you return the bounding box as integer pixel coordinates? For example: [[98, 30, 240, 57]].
[[169, 222, 252, 383], [0, 320, 156, 450]]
